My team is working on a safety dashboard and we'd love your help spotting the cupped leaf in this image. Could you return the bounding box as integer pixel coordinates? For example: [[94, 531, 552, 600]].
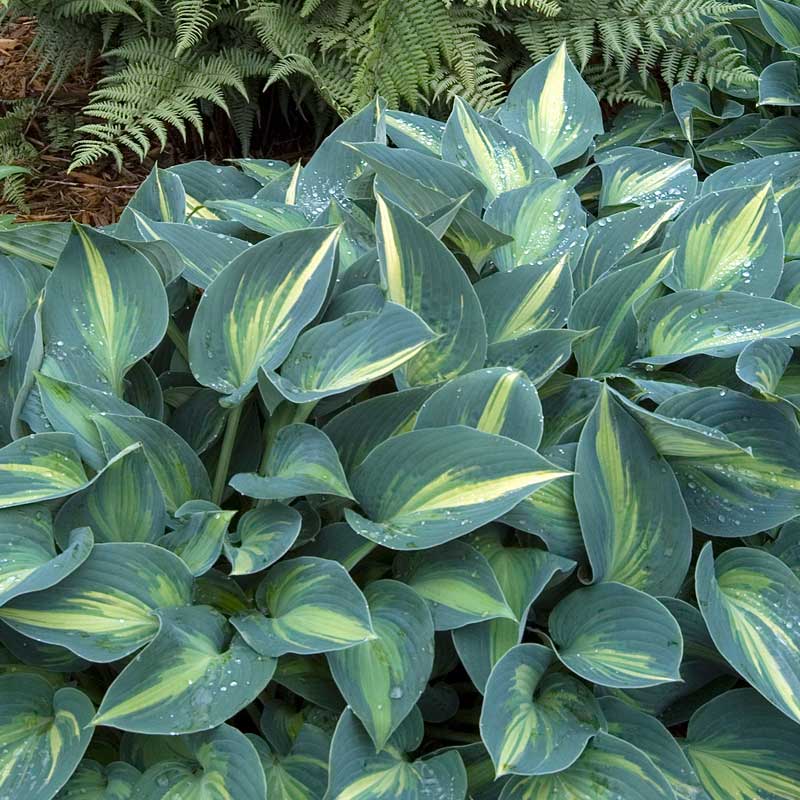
[[442, 97, 553, 198], [695, 543, 800, 724], [453, 528, 575, 692], [639, 290, 800, 364], [575, 387, 692, 595], [684, 688, 800, 800], [92, 413, 211, 512], [671, 81, 743, 142], [262, 300, 436, 403], [549, 582, 683, 688], [0, 255, 46, 361], [188, 227, 340, 405], [223, 502, 302, 575], [326, 707, 467, 800], [161, 501, 234, 576], [0, 432, 88, 510], [415, 367, 543, 449], [498, 42, 603, 166], [735, 338, 792, 395], [0, 506, 91, 607], [231, 423, 352, 500], [345, 426, 570, 550], [596, 146, 697, 210], [484, 180, 586, 271], [599, 696, 709, 800], [0, 673, 94, 800], [481, 643, 605, 777], [661, 185, 783, 295], [394, 540, 515, 631], [231, 556, 374, 657], [0, 542, 194, 661], [54, 759, 141, 800], [130, 724, 266, 800], [203, 199, 309, 236], [385, 110, 444, 156], [499, 732, 675, 800], [93, 605, 275, 734], [375, 195, 486, 386], [328, 579, 434, 749], [475, 258, 573, 343], [41, 225, 168, 394], [54, 444, 164, 547]]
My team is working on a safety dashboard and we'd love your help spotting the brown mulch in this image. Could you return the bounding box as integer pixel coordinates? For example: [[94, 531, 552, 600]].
[[0, 18, 162, 225]]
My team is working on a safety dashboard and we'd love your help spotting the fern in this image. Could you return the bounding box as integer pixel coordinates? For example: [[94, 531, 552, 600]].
[[8, 0, 753, 166]]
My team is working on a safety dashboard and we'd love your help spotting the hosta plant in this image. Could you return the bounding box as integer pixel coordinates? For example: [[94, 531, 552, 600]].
[[2, 44, 800, 800]]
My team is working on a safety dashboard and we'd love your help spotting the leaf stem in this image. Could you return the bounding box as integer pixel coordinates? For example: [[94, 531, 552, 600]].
[[212, 401, 244, 505], [167, 319, 190, 363]]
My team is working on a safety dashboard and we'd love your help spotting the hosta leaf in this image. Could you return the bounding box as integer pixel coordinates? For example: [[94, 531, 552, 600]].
[[54, 759, 141, 800], [485, 329, 588, 387], [455, 742, 510, 800], [0, 255, 47, 360], [549, 582, 683, 688], [484, 180, 586, 271], [695, 544, 800, 724], [328, 579, 434, 749], [453, 528, 575, 692], [475, 258, 573, 343], [671, 82, 743, 142], [248, 724, 330, 799], [573, 201, 681, 294], [414, 367, 543, 449], [596, 146, 697, 209], [658, 388, 800, 534], [499, 732, 675, 800], [735, 338, 792, 394], [93, 413, 211, 513], [684, 688, 800, 800], [599, 697, 709, 800], [93, 605, 275, 734], [385, 110, 444, 156], [701, 152, 800, 199], [161, 501, 234, 576], [54, 444, 164, 547], [203, 199, 309, 236], [442, 97, 553, 198], [498, 42, 603, 166], [481, 643, 605, 777], [124, 166, 186, 223], [757, 0, 800, 52], [0, 542, 193, 661], [0, 506, 92, 606], [41, 225, 168, 394], [261, 300, 436, 403], [35, 372, 142, 470], [127, 214, 249, 289], [639, 290, 800, 364], [223, 502, 302, 575], [759, 60, 800, 106], [0, 222, 69, 266], [394, 540, 515, 630], [570, 250, 675, 376], [322, 386, 433, 473], [539, 375, 601, 446], [0, 673, 94, 800], [130, 724, 266, 800], [661, 186, 783, 295], [501, 444, 583, 561], [345, 426, 570, 550], [326, 707, 467, 800], [231, 556, 374, 657], [231, 423, 352, 500], [375, 195, 486, 385], [0, 432, 88, 510], [574, 387, 692, 595], [188, 227, 339, 405]]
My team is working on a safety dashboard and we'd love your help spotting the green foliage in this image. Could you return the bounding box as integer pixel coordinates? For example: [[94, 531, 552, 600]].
[[3, 48, 800, 799], [8, 0, 753, 168]]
